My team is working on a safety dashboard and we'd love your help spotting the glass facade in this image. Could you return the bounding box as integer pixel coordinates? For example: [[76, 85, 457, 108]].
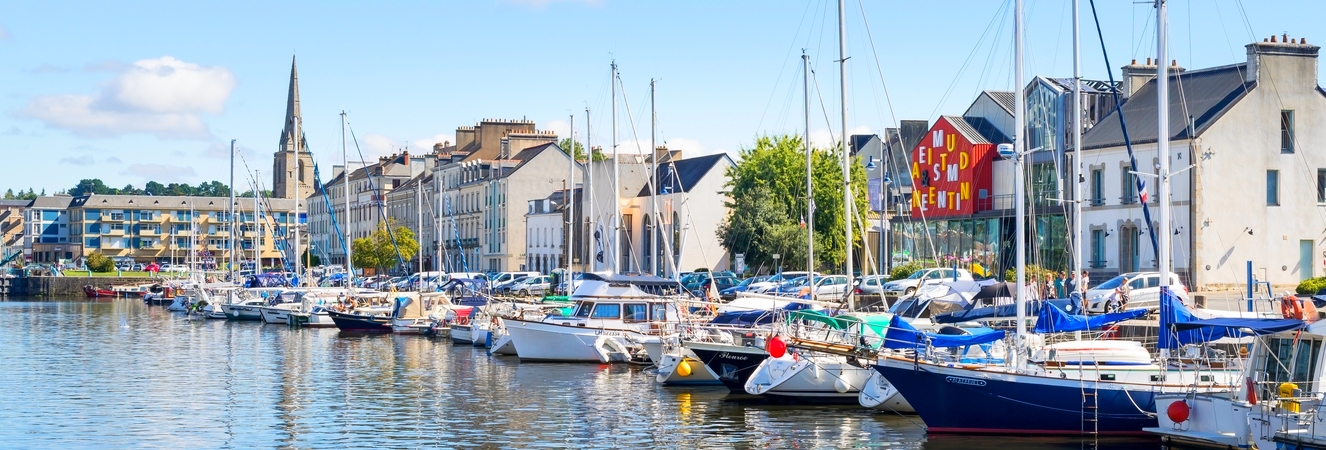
[[889, 214, 1070, 275]]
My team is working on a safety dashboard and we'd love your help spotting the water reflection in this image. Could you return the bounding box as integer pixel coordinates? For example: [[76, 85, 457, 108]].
[[0, 298, 1162, 449]]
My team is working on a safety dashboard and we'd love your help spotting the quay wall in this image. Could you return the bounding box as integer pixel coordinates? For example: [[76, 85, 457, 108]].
[[2, 276, 159, 297]]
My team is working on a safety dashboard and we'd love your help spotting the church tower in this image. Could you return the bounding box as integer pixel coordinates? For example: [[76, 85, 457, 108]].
[[273, 56, 314, 199]]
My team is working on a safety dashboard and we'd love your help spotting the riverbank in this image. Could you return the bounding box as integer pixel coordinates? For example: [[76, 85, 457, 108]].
[[0, 276, 158, 297]]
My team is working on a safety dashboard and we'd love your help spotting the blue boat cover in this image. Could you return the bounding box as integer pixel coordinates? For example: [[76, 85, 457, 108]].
[[246, 273, 287, 288], [708, 303, 811, 326], [1033, 302, 1148, 333], [933, 298, 1080, 324], [883, 315, 1005, 349], [1159, 289, 1306, 348]]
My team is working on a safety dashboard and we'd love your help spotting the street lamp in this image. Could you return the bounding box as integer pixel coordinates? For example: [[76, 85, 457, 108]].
[[866, 156, 892, 276]]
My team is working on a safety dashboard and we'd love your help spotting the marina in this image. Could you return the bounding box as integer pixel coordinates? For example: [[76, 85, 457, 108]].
[[0, 295, 1165, 449]]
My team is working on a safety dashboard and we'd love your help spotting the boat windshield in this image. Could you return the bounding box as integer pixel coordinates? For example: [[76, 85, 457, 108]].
[[574, 302, 594, 318]]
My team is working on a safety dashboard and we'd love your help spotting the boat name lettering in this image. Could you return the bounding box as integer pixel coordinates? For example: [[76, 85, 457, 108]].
[[944, 376, 986, 387], [717, 352, 748, 361], [594, 330, 623, 336]]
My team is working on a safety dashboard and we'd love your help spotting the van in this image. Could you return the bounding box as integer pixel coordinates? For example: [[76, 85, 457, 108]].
[[491, 271, 539, 286]]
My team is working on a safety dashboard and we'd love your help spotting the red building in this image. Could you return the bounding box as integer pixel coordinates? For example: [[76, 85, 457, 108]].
[[909, 116, 998, 218]]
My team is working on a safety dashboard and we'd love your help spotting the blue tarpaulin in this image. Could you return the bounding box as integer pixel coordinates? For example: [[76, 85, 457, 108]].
[[883, 315, 1006, 350], [1033, 302, 1148, 333], [1159, 289, 1306, 348], [708, 303, 812, 327], [933, 299, 1080, 324]]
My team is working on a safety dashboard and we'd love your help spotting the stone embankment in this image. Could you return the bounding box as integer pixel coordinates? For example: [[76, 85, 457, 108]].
[[1, 276, 160, 297]]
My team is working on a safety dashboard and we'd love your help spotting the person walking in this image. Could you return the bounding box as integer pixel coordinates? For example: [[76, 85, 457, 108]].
[[1053, 272, 1066, 299]]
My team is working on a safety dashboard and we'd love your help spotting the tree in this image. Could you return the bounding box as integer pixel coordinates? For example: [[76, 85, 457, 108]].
[[718, 134, 870, 273], [351, 219, 419, 273], [3, 189, 12, 199], [301, 249, 322, 267], [558, 138, 607, 162], [86, 252, 116, 272]]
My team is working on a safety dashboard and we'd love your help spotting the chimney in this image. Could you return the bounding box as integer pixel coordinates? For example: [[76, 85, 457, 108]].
[[1245, 34, 1320, 83], [1120, 58, 1157, 99]]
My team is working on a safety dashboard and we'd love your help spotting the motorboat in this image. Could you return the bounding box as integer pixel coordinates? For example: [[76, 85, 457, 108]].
[[503, 273, 685, 362]]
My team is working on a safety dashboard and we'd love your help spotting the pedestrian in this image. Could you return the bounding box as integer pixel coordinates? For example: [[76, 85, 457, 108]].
[[1054, 272, 1066, 299], [1080, 270, 1090, 294], [1028, 274, 1041, 300], [1065, 272, 1077, 298]]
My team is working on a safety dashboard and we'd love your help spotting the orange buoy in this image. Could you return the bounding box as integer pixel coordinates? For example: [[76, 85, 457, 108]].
[[1166, 400, 1191, 423], [767, 336, 786, 358]]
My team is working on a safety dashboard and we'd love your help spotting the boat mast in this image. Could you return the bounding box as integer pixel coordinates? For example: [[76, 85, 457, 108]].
[[254, 170, 261, 274], [838, 0, 853, 309], [567, 115, 575, 285], [649, 79, 659, 277], [294, 111, 302, 285], [1014, 0, 1028, 352], [1072, 0, 1083, 297], [416, 167, 423, 284], [610, 61, 620, 274], [229, 139, 236, 281], [803, 51, 816, 302], [1156, 0, 1172, 358], [342, 111, 353, 281], [586, 107, 594, 272]]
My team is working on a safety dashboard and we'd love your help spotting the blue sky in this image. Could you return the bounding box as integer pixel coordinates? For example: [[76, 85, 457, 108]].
[[1, 0, 1319, 194]]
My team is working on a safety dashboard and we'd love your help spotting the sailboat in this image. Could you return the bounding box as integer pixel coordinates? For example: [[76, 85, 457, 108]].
[[871, 0, 1243, 435]]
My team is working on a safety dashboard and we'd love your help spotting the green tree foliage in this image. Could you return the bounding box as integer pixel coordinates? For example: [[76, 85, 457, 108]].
[[557, 138, 607, 162], [63, 179, 234, 197], [718, 134, 870, 273], [1297, 276, 1326, 295], [301, 249, 322, 267], [351, 219, 419, 272], [86, 252, 116, 272]]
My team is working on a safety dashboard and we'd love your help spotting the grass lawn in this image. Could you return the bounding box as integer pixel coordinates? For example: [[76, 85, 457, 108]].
[[62, 271, 155, 278]]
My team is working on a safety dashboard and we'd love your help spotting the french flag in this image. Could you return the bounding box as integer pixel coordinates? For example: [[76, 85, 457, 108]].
[[1139, 181, 1149, 203]]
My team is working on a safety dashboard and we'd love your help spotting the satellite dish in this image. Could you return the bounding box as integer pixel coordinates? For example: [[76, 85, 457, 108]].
[[997, 143, 1016, 159]]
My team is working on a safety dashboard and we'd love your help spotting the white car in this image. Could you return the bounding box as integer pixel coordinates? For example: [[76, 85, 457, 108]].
[[161, 264, 190, 273], [746, 271, 821, 294], [1085, 272, 1190, 314], [880, 268, 974, 298]]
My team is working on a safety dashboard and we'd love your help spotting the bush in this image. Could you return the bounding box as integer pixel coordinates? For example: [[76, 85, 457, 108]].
[[1297, 276, 1326, 295], [86, 252, 116, 273], [888, 262, 923, 281], [1004, 264, 1057, 282]]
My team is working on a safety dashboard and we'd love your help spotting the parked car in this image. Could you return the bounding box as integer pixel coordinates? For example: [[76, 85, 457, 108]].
[[774, 275, 851, 299], [161, 264, 189, 273], [1084, 272, 1190, 314], [693, 275, 740, 298], [880, 268, 974, 298], [490, 271, 538, 287], [747, 272, 821, 294], [508, 276, 551, 297], [853, 275, 890, 296], [720, 275, 769, 300]]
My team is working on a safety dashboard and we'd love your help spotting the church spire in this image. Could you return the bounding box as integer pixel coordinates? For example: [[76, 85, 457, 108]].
[[280, 55, 301, 152]]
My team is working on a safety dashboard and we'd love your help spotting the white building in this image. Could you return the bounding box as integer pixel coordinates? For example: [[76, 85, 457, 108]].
[[525, 188, 580, 274], [385, 172, 437, 271], [307, 151, 433, 270], [580, 153, 653, 273], [624, 152, 735, 278], [1078, 35, 1326, 289]]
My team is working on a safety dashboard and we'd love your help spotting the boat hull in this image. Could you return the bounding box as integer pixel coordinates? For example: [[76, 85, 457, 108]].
[[223, 304, 264, 321], [505, 319, 628, 362], [745, 356, 871, 404], [450, 324, 473, 344], [654, 352, 721, 386], [259, 305, 296, 324], [686, 341, 770, 394], [1146, 393, 1266, 450], [873, 358, 1159, 435], [327, 311, 392, 333], [858, 370, 915, 413]]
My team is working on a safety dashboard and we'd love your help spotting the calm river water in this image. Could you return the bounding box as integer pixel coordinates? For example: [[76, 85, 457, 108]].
[[0, 297, 1164, 449]]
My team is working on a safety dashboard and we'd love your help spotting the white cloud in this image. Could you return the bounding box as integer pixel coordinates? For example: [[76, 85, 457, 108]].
[[28, 64, 68, 74], [105, 157, 123, 164], [360, 133, 404, 159], [23, 56, 235, 140], [411, 133, 455, 151], [544, 119, 570, 140], [59, 156, 96, 166], [202, 141, 257, 162], [809, 125, 872, 150], [122, 163, 197, 183]]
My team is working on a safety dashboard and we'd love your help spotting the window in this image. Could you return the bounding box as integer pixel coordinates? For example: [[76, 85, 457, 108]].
[[574, 302, 594, 318], [623, 303, 648, 322], [1268, 170, 1280, 206], [42, 210, 59, 221], [1282, 110, 1295, 153], [85, 210, 100, 221], [651, 303, 667, 321], [1090, 229, 1106, 268], [1090, 169, 1104, 206], [85, 237, 100, 248], [590, 303, 620, 319], [1121, 171, 1137, 204], [1318, 169, 1325, 203]]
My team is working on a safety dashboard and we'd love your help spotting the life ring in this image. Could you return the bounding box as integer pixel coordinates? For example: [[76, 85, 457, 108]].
[[1281, 296, 1304, 320]]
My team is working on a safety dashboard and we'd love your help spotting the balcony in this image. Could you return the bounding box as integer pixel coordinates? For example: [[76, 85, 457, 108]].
[[139, 215, 166, 223], [1089, 259, 1107, 269], [443, 238, 480, 250], [1119, 195, 1138, 205], [102, 229, 126, 236]]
